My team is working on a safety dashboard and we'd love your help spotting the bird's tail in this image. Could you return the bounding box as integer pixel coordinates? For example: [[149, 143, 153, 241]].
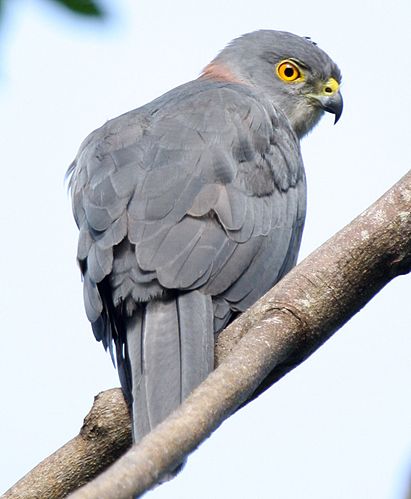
[[125, 290, 214, 443]]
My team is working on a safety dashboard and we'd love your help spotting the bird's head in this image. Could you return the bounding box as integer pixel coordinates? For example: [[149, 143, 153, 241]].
[[204, 30, 342, 138]]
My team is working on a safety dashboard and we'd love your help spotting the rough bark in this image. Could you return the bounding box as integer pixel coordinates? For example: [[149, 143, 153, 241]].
[[4, 171, 410, 499]]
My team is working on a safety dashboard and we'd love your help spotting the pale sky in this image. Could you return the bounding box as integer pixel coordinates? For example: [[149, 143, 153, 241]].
[[0, 1, 410, 498]]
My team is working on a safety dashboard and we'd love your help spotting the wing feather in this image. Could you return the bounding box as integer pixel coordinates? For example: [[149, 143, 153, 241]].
[[69, 79, 306, 349]]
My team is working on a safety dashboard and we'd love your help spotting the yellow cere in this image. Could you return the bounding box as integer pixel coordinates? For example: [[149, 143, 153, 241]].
[[276, 60, 304, 83], [322, 77, 339, 95]]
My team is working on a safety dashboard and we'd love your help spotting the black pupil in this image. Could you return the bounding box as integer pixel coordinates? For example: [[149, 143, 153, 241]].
[[325, 86, 332, 93], [284, 66, 295, 78]]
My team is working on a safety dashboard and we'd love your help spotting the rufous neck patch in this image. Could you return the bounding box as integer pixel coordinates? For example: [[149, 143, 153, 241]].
[[200, 62, 244, 84]]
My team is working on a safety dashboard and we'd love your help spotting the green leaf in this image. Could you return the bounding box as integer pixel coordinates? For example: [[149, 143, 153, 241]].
[[48, 0, 105, 17]]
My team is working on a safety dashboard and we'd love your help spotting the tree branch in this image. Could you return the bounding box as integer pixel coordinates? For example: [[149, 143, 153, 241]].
[[4, 171, 410, 499], [4, 389, 132, 499]]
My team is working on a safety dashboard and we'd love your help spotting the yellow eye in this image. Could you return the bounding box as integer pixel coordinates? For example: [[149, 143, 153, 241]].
[[276, 60, 302, 82]]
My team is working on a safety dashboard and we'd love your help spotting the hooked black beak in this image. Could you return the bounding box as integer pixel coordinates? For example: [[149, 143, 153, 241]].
[[317, 91, 343, 124]]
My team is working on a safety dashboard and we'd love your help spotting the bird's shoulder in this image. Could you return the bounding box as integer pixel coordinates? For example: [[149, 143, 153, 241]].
[[74, 79, 295, 157], [70, 79, 303, 199]]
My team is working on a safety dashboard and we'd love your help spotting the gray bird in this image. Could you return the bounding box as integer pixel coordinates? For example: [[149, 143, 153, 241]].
[[68, 30, 342, 453]]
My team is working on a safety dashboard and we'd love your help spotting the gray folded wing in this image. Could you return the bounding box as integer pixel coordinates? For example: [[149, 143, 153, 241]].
[[68, 78, 306, 424]]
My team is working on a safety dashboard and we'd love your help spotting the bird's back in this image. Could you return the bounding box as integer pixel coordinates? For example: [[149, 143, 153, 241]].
[[69, 76, 306, 447]]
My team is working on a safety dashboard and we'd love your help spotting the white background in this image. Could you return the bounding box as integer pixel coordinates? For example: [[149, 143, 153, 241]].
[[0, 1, 410, 497]]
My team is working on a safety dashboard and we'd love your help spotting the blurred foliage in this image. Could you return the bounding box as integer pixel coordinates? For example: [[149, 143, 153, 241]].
[[0, 0, 105, 20], [46, 0, 104, 17]]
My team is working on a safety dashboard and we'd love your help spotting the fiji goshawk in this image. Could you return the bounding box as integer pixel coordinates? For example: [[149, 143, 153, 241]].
[[68, 30, 342, 451]]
